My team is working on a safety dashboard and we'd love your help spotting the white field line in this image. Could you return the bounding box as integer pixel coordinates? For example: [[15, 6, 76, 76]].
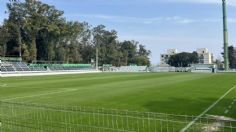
[[1, 70, 101, 77], [2, 88, 78, 101], [180, 85, 236, 132]]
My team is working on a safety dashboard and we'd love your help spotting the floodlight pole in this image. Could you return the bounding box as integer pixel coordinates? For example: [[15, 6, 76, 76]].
[[222, 0, 229, 70], [96, 47, 98, 70]]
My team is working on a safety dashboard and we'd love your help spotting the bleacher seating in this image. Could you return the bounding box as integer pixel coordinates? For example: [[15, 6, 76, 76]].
[[1, 61, 41, 72], [1, 61, 15, 72], [1, 62, 94, 73], [11, 62, 31, 71], [29, 64, 93, 71], [48, 64, 93, 71]]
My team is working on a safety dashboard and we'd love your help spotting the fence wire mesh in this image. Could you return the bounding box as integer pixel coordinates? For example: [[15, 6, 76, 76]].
[[0, 101, 235, 132]]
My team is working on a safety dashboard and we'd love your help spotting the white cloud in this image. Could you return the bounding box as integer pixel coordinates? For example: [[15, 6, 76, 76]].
[[69, 14, 195, 24], [84, 0, 236, 7], [70, 14, 236, 24], [72, 14, 155, 24], [164, 0, 236, 6], [89, 0, 236, 7]]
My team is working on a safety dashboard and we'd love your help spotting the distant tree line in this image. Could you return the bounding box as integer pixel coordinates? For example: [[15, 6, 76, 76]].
[[227, 46, 236, 69], [218, 46, 236, 69], [167, 52, 199, 67], [0, 0, 151, 66], [168, 46, 236, 69]]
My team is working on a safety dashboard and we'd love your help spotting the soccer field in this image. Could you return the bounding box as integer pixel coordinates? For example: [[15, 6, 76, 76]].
[[0, 73, 236, 131]]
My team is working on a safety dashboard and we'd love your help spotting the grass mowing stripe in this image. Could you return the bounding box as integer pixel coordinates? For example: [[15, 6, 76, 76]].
[[2, 88, 78, 101], [180, 84, 236, 132], [0, 84, 7, 87]]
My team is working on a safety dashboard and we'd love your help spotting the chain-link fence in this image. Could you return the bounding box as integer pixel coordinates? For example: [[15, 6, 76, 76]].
[[0, 101, 235, 132]]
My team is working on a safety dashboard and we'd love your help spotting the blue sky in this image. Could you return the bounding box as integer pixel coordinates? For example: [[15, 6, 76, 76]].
[[1, 0, 236, 64]]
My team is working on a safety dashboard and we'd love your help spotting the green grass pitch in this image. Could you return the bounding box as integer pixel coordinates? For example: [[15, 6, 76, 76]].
[[1, 72, 236, 118]]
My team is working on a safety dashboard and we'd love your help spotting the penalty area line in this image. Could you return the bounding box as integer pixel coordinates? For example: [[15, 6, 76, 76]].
[[2, 88, 78, 101], [180, 85, 236, 132]]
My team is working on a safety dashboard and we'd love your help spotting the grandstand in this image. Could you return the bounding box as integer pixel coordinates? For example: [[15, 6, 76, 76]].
[[29, 64, 93, 71], [0, 57, 96, 75], [0, 57, 35, 72], [1, 61, 32, 72], [1, 61, 15, 72]]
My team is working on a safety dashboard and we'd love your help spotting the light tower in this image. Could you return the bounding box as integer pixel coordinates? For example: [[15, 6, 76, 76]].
[[222, 0, 229, 70]]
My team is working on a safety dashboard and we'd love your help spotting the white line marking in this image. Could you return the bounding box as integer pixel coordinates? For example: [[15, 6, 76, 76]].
[[2, 89, 77, 101], [180, 85, 236, 132]]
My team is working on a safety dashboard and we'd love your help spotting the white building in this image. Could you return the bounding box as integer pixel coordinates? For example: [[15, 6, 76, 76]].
[[160, 49, 178, 66], [196, 48, 213, 64]]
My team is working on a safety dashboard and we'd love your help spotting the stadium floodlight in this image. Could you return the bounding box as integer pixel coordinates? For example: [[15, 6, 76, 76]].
[[96, 47, 98, 70], [222, 0, 229, 70]]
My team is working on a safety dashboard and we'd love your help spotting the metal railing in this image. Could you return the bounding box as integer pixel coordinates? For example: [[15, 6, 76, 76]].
[[0, 101, 235, 132]]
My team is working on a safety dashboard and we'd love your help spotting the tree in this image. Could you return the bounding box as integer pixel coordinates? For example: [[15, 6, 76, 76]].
[[6, 0, 25, 58], [0, 24, 10, 56], [214, 57, 224, 70], [168, 52, 199, 67], [1, 0, 151, 65], [6, 0, 66, 61], [92, 25, 120, 66], [228, 46, 236, 69], [136, 44, 151, 66], [77, 22, 94, 63], [120, 40, 137, 65]]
